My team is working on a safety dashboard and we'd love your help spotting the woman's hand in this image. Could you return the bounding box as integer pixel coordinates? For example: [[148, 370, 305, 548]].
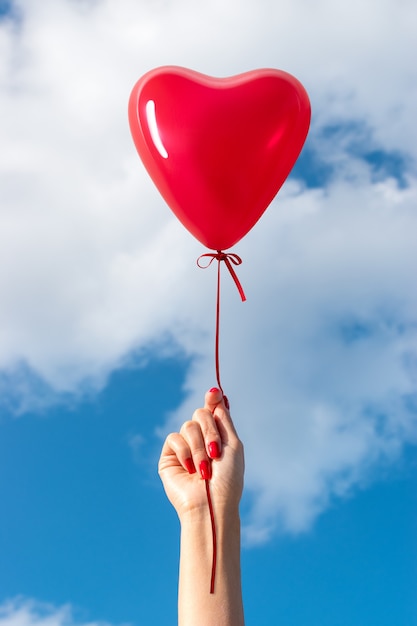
[[159, 388, 245, 624], [158, 388, 244, 521]]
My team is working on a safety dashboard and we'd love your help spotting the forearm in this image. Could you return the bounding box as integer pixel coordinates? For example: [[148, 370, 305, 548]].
[[178, 505, 244, 626]]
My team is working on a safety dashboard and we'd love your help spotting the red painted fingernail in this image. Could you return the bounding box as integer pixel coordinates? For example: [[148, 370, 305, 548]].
[[209, 387, 220, 393], [199, 460, 212, 480], [208, 441, 221, 459], [184, 458, 196, 474]]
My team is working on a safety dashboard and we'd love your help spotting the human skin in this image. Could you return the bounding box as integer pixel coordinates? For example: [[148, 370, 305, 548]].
[[158, 388, 245, 626]]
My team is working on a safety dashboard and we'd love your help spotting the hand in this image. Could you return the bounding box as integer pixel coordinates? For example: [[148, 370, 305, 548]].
[[158, 388, 244, 521]]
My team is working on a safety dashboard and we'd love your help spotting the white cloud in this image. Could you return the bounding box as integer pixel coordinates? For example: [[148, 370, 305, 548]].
[[0, 598, 122, 626], [0, 0, 416, 534], [165, 174, 417, 541]]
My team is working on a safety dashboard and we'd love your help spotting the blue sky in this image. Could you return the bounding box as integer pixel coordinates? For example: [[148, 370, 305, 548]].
[[1, 359, 416, 625], [1, 1, 417, 625]]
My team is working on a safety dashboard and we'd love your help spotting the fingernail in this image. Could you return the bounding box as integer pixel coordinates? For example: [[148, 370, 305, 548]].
[[184, 458, 196, 474], [199, 460, 212, 480], [208, 441, 221, 459], [209, 387, 220, 393]]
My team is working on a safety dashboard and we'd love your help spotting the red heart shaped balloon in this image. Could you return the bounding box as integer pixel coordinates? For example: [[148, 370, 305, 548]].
[[129, 66, 311, 251]]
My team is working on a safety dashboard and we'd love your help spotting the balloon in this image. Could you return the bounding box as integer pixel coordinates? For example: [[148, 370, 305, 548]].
[[129, 66, 311, 251]]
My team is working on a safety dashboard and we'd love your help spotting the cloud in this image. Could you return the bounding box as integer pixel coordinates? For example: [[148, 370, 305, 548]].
[[0, 0, 416, 534], [165, 174, 417, 541], [0, 598, 123, 626]]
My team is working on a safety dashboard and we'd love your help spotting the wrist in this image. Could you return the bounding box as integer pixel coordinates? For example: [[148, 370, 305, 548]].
[[179, 500, 240, 529], [179, 499, 241, 567]]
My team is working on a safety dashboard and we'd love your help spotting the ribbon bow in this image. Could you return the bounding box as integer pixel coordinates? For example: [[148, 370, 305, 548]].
[[197, 251, 246, 302]]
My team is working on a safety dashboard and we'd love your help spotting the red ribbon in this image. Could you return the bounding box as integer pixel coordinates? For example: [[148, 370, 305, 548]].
[[197, 250, 246, 594], [197, 250, 246, 593], [197, 251, 246, 396], [205, 479, 217, 594]]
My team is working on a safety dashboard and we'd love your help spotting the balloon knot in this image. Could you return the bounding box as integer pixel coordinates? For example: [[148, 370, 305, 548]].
[[197, 251, 246, 302]]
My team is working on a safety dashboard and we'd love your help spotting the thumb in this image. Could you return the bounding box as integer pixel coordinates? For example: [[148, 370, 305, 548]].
[[204, 387, 227, 413], [204, 388, 237, 439]]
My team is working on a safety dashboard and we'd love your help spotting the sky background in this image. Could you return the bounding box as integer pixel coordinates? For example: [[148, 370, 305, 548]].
[[0, 0, 416, 625]]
